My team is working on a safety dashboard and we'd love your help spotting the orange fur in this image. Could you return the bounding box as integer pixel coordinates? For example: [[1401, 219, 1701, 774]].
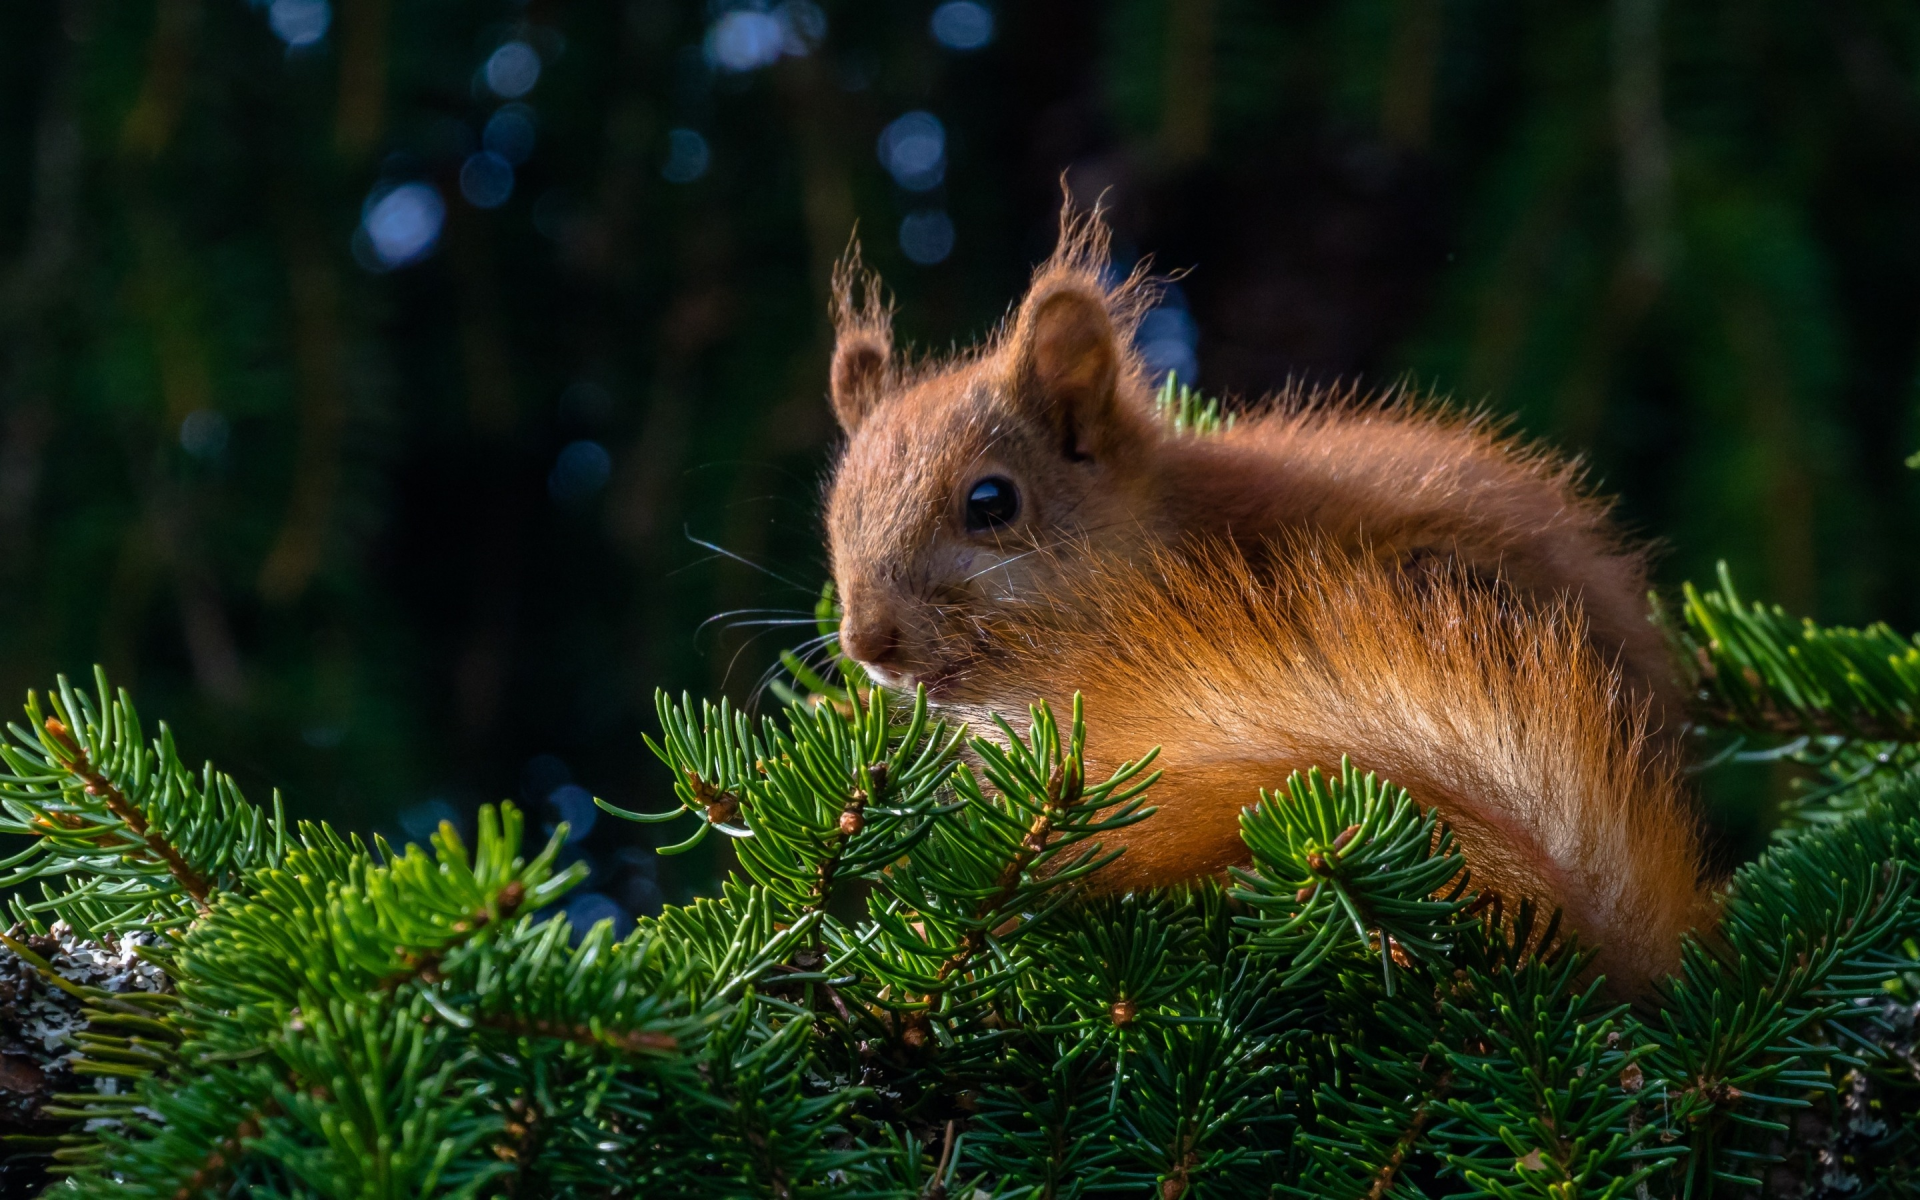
[[938, 542, 1713, 994], [821, 198, 1709, 991]]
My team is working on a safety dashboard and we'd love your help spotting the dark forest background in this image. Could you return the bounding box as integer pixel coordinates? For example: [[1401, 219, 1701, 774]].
[[1, 0, 1917, 926]]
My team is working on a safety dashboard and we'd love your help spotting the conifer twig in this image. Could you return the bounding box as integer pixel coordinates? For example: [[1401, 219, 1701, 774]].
[[805, 761, 881, 918], [41, 716, 213, 911], [933, 758, 1078, 986], [922, 1120, 957, 1200], [379, 880, 528, 989], [169, 1101, 275, 1200], [1366, 1064, 1452, 1200]]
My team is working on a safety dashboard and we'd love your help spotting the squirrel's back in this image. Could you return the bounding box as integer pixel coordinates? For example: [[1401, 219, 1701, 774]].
[[937, 539, 1712, 993], [1153, 390, 1681, 723], [822, 201, 1681, 727]]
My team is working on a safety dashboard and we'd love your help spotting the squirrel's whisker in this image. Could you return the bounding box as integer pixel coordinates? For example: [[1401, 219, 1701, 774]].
[[682, 529, 812, 593]]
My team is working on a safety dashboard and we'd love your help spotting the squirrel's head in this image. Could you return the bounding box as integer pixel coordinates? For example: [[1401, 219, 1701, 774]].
[[823, 206, 1164, 693]]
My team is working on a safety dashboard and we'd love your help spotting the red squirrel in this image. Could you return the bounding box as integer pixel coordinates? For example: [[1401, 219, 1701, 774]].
[[820, 202, 1710, 989]]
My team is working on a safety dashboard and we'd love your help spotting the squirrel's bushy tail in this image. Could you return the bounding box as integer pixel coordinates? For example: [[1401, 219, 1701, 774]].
[[938, 539, 1713, 993]]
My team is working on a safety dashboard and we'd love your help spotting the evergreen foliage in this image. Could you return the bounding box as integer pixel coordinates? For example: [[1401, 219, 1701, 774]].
[[4, 4, 1920, 1194], [1, 613, 1918, 1196], [1153, 376, 1237, 437], [5, 0, 1916, 879], [1673, 567, 1920, 835], [1675, 564, 1920, 743]]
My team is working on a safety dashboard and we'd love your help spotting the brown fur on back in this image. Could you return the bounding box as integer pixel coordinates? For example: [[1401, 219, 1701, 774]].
[[936, 540, 1713, 994], [824, 200, 1680, 725], [1154, 391, 1680, 724]]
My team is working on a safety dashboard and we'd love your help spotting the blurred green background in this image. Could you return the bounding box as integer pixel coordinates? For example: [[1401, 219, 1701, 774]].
[[1, 0, 1916, 920]]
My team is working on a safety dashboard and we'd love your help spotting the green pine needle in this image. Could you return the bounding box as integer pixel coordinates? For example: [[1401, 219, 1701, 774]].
[[3, 646, 1918, 1197], [1153, 373, 1235, 436], [1232, 758, 1465, 994]]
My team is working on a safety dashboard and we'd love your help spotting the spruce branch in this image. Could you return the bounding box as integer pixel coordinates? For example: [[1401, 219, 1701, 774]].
[[37, 715, 212, 911], [1435, 926, 1672, 1199], [615, 686, 965, 921], [459, 915, 708, 1060], [1667, 565, 1920, 832], [168, 803, 581, 1017], [1107, 1013, 1290, 1198], [748, 684, 964, 920], [1286, 1010, 1454, 1200], [44, 799, 591, 1198], [7, 634, 1920, 1197], [1635, 775, 1920, 1191], [669, 1002, 881, 1198], [961, 889, 1293, 1197], [930, 750, 1079, 986], [1363, 1070, 1449, 1200], [963, 1029, 1122, 1197], [0, 668, 284, 934], [262, 996, 509, 1198], [73, 1070, 289, 1200], [1232, 759, 1465, 994], [1022, 893, 1210, 1036], [160, 1096, 276, 1200], [1674, 562, 1920, 742], [767, 581, 866, 711], [846, 695, 1159, 1015]]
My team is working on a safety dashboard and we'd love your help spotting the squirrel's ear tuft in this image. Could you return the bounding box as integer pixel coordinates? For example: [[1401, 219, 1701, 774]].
[[1013, 282, 1127, 460], [830, 333, 891, 433], [829, 239, 894, 433]]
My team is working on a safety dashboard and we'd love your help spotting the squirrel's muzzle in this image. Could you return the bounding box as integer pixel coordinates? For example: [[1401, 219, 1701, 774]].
[[839, 611, 901, 673]]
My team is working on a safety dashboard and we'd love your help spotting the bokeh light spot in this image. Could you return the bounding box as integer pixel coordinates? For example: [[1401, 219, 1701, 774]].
[[483, 104, 537, 165], [459, 151, 515, 209], [900, 209, 955, 265], [550, 440, 613, 502], [930, 1, 994, 50], [267, 0, 331, 47], [179, 409, 230, 459], [561, 891, 631, 940], [615, 846, 665, 918], [878, 111, 946, 191], [484, 41, 542, 98], [547, 784, 598, 843], [1136, 293, 1200, 385], [360, 182, 445, 268], [662, 129, 710, 183], [707, 10, 785, 72], [1140, 340, 1198, 386]]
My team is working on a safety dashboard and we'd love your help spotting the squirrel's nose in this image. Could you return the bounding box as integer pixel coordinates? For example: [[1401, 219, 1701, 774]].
[[840, 617, 900, 667]]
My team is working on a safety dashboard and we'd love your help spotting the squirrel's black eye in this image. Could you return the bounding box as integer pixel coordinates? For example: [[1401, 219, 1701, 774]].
[[964, 476, 1020, 533]]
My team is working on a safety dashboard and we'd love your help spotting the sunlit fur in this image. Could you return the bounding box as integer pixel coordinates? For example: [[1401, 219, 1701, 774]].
[[822, 199, 1708, 992], [824, 201, 1680, 721], [936, 541, 1714, 995]]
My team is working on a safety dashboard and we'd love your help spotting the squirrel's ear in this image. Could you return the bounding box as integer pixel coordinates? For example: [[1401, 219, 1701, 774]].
[[830, 331, 891, 433], [829, 239, 894, 433], [1012, 282, 1127, 460]]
